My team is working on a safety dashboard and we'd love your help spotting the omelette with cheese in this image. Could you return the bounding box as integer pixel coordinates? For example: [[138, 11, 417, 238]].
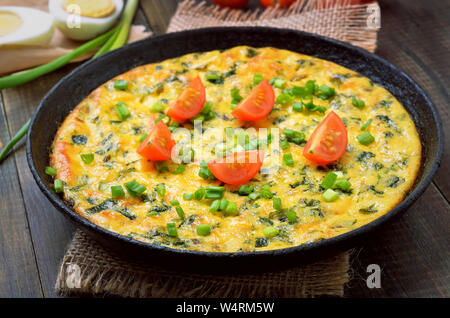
[[49, 46, 421, 252]]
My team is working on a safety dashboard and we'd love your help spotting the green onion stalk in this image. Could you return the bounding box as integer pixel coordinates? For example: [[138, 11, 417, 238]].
[[0, 0, 139, 163]]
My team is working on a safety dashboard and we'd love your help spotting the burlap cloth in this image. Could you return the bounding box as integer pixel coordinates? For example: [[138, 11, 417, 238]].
[[55, 0, 380, 298]]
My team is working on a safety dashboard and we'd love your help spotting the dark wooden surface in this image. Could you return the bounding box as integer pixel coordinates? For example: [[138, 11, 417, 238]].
[[0, 0, 448, 298]]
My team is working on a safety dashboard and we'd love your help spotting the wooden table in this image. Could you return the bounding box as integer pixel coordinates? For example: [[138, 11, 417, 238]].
[[0, 0, 448, 298]]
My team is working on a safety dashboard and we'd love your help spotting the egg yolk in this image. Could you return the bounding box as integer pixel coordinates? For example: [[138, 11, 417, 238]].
[[62, 0, 116, 18], [0, 11, 23, 37]]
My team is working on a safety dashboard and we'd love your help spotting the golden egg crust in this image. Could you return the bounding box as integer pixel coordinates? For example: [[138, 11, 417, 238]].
[[51, 46, 421, 252]]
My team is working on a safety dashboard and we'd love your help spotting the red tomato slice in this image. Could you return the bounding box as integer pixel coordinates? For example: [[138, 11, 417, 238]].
[[211, 0, 249, 9], [302, 111, 348, 165], [167, 76, 206, 122], [259, 0, 295, 8], [137, 121, 175, 161], [207, 150, 264, 185], [232, 79, 274, 121]]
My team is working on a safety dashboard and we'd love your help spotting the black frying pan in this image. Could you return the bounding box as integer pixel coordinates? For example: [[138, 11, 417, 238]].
[[26, 27, 443, 273]]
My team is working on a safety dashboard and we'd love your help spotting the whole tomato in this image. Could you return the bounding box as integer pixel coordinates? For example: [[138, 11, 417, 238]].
[[211, 0, 250, 9], [259, 0, 296, 7]]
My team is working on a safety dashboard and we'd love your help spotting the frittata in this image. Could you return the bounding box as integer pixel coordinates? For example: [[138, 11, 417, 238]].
[[49, 46, 421, 252]]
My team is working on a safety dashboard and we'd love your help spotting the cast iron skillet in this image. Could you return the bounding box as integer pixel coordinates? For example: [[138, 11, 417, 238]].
[[27, 27, 442, 273]]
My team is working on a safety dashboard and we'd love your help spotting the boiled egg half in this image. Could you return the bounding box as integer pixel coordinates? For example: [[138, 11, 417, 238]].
[[0, 6, 55, 46], [49, 0, 123, 41]]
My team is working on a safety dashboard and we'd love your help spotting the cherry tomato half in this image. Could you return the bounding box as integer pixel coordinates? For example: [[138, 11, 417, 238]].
[[259, 0, 295, 8], [167, 76, 206, 122], [207, 150, 264, 185], [302, 111, 348, 165], [231, 79, 274, 121], [137, 120, 175, 161], [211, 0, 249, 9]]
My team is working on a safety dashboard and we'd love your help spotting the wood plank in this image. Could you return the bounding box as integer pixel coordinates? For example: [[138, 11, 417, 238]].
[[0, 8, 153, 298], [345, 184, 450, 297], [2, 67, 77, 297], [0, 94, 43, 297], [377, 0, 450, 199], [140, 0, 179, 34]]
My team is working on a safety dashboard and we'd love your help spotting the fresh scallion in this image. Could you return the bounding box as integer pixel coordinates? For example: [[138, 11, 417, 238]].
[[225, 201, 238, 216], [156, 183, 166, 197], [167, 223, 178, 237], [80, 153, 94, 164], [357, 132, 375, 145], [54, 179, 63, 193], [125, 180, 146, 196], [111, 185, 125, 198], [321, 172, 337, 189], [273, 197, 282, 211], [197, 224, 211, 236], [115, 101, 130, 120], [45, 166, 57, 177], [175, 206, 185, 219], [113, 79, 129, 90], [283, 153, 294, 166], [263, 226, 279, 238], [322, 188, 339, 202]]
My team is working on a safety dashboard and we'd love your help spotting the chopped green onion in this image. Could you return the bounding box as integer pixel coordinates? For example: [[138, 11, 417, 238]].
[[321, 172, 337, 189], [271, 78, 286, 88], [154, 113, 166, 123], [45, 166, 57, 177], [180, 147, 195, 164], [198, 160, 215, 180], [253, 73, 263, 86], [205, 71, 222, 83], [111, 185, 125, 198], [260, 184, 273, 199], [287, 211, 298, 224], [357, 132, 375, 145], [151, 102, 165, 112], [352, 97, 366, 108], [263, 226, 279, 238], [275, 92, 294, 105], [125, 180, 146, 196], [155, 161, 169, 173], [249, 192, 260, 200], [219, 199, 229, 211], [283, 129, 305, 145], [334, 179, 351, 191], [114, 79, 129, 90], [197, 224, 211, 236], [280, 138, 290, 150], [194, 188, 205, 200], [293, 101, 303, 112], [323, 189, 339, 202], [54, 179, 63, 193], [238, 185, 254, 195], [205, 186, 225, 199], [225, 201, 238, 216], [167, 223, 178, 237], [210, 200, 220, 212], [302, 100, 327, 113], [231, 88, 243, 105], [183, 193, 193, 200], [80, 153, 94, 164], [316, 85, 336, 100], [115, 101, 130, 120], [170, 199, 180, 206], [361, 119, 372, 131], [283, 153, 294, 166], [273, 197, 282, 211], [139, 133, 148, 143], [156, 183, 166, 197], [175, 206, 185, 219], [172, 165, 186, 174]]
